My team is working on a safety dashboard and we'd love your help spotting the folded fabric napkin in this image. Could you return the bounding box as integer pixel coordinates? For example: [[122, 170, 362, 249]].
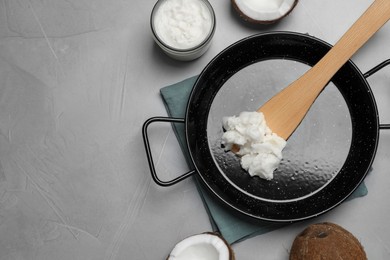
[[160, 76, 368, 244]]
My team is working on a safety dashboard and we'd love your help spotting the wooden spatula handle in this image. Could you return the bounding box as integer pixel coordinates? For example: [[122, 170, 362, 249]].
[[309, 0, 390, 91], [258, 0, 390, 140]]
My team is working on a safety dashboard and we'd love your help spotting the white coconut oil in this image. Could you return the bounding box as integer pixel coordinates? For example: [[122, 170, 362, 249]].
[[222, 111, 287, 180], [153, 0, 213, 50]]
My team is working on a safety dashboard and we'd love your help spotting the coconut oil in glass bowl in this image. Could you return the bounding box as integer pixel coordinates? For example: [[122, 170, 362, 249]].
[[151, 0, 216, 61]]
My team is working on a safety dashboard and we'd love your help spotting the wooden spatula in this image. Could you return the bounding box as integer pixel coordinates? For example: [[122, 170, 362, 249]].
[[259, 0, 390, 140]]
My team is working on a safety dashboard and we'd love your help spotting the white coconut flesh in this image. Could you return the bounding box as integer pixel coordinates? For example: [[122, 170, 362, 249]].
[[167, 233, 233, 260], [233, 0, 297, 22]]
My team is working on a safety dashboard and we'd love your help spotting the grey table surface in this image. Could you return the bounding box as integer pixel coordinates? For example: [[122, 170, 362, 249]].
[[0, 0, 389, 259]]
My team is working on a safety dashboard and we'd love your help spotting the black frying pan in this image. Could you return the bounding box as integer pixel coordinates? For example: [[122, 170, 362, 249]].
[[143, 32, 390, 222]]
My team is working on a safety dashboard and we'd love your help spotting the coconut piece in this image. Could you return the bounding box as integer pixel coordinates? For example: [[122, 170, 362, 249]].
[[290, 222, 367, 260], [167, 232, 235, 260], [232, 0, 298, 24]]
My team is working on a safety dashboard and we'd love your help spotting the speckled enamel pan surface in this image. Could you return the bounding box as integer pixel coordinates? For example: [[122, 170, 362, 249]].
[[186, 32, 379, 222]]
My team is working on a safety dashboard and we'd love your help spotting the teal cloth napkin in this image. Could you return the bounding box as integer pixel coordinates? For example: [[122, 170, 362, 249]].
[[160, 76, 368, 244]]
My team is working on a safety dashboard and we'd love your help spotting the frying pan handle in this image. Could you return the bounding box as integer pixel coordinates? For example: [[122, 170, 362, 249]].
[[364, 59, 390, 78], [142, 117, 196, 186], [364, 59, 390, 130]]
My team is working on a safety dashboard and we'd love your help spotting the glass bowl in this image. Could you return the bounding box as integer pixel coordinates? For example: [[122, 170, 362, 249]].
[[150, 0, 216, 61]]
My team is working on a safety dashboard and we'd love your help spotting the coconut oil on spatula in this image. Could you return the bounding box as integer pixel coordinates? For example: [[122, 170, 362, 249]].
[[260, 0, 390, 140]]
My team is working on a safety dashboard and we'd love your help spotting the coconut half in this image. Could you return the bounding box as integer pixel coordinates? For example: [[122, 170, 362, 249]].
[[232, 0, 298, 24], [167, 232, 235, 260]]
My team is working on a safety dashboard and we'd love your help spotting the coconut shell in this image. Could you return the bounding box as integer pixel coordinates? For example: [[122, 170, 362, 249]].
[[166, 232, 235, 260], [289, 222, 367, 260], [231, 0, 299, 24]]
